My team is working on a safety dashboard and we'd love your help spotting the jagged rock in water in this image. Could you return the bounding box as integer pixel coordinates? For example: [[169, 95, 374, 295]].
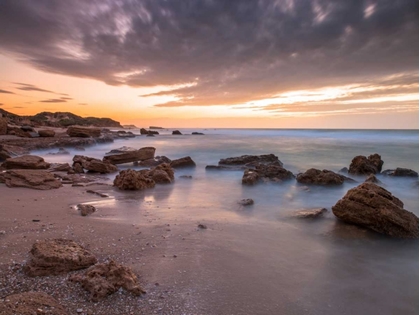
[[73, 155, 118, 174], [69, 260, 145, 302], [77, 204, 96, 216], [147, 163, 174, 184], [2, 155, 50, 169], [170, 156, 196, 168], [348, 153, 383, 175], [114, 169, 155, 190], [103, 147, 155, 165], [0, 292, 69, 315], [0, 169, 62, 190], [296, 168, 354, 185], [243, 164, 294, 185], [332, 182, 419, 238], [72, 162, 84, 174], [172, 130, 182, 135], [67, 126, 101, 138], [105, 146, 137, 155], [365, 174, 382, 184], [382, 168, 419, 177], [38, 129, 55, 137], [242, 170, 260, 185], [24, 239, 97, 276], [238, 198, 254, 206]]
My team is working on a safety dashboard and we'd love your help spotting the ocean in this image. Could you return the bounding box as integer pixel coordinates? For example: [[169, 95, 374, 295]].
[[33, 128, 419, 314]]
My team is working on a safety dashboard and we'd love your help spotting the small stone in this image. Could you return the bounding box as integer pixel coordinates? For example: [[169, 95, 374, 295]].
[[198, 224, 207, 229], [77, 309, 83, 313], [238, 198, 254, 206]]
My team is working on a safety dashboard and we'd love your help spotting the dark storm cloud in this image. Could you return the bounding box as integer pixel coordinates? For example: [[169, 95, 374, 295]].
[[40, 98, 67, 103], [0, 0, 418, 106], [0, 89, 14, 94]]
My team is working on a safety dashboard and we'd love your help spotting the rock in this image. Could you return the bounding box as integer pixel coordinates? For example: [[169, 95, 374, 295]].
[[382, 168, 419, 177], [72, 163, 84, 174], [48, 147, 70, 155], [114, 169, 155, 190], [238, 198, 254, 206], [38, 129, 55, 137], [21, 125, 34, 132], [137, 156, 171, 167], [0, 144, 29, 161], [0, 292, 69, 315], [242, 170, 260, 185], [105, 146, 137, 155], [73, 155, 118, 174], [198, 224, 207, 229], [103, 147, 155, 165], [24, 239, 97, 276], [219, 154, 282, 166], [67, 126, 101, 138], [170, 156, 196, 168], [2, 155, 50, 169], [180, 175, 192, 179], [140, 128, 148, 135], [205, 165, 247, 171], [296, 168, 354, 185], [293, 208, 327, 219], [365, 174, 382, 184], [0, 170, 62, 190], [242, 164, 294, 185], [7, 126, 31, 137], [69, 260, 145, 302], [332, 182, 419, 238], [172, 130, 182, 135], [50, 163, 72, 172], [77, 204, 96, 216], [348, 153, 383, 175], [147, 163, 174, 184], [192, 132, 204, 135], [338, 167, 349, 174], [0, 117, 7, 135]]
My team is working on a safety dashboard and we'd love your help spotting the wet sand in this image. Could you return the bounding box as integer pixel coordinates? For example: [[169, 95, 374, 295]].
[[0, 183, 418, 315]]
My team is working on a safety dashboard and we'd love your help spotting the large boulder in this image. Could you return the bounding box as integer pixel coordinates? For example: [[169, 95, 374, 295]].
[[0, 292, 69, 315], [296, 168, 354, 185], [103, 147, 155, 165], [382, 168, 419, 177], [242, 164, 294, 185], [0, 170, 62, 190], [38, 129, 55, 137], [170, 156, 196, 168], [73, 155, 118, 174], [67, 126, 101, 138], [24, 239, 97, 276], [0, 117, 7, 135], [348, 153, 383, 175], [332, 182, 419, 238], [147, 163, 174, 184], [113, 169, 155, 190], [69, 260, 145, 302], [2, 155, 50, 169]]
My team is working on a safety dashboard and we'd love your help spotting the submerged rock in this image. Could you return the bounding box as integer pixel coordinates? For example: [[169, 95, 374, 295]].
[[332, 182, 419, 238], [0, 169, 62, 190], [2, 155, 50, 169], [238, 198, 254, 206], [170, 156, 196, 168], [172, 130, 182, 135], [136, 156, 171, 167], [192, 132, 204, 135], [348, 153, 383, 175], [0, 292, 69, 315], [296, 168, 354, 185], [364, 174, 382, 184], [242, 164, 294, 185], [24, 239, 97, 276], [293, 208, 328, 219], [105, 146, 137, 155], [69, 260, 145, 302], [382, 168, 419, 177], [114, 169, 155, 190]]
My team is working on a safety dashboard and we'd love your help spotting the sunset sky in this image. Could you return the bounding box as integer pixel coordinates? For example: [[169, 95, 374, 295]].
[[0, 0, 418, 129]]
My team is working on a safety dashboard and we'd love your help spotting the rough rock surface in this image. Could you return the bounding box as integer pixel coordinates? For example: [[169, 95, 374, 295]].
[[365, 174, 382, 184], [103, 147, 155, 164], [242, 170, 260, 185], [136, 156, 171, 167], [219, 154, 282, 166], [293, 208, 327, 219], [2, 155, 50, 169], [77, 204, 97, 216], [0, 144, 29, 161], [69, 260, 145, 302], [0, 117, 7, 135], [105, 146, 137, 155], [172, 130, 182, 135], [332, 182, 419, 238], [73, 155, 118, 174], [147, 163, 174, 184], [296, 168, 354, 185], [38, 129, 55, 137], [170, 156, 196, 168], [6, 126, 31, 137], [0, 292, 69, 315], [242, 164, 294, 185], [238, 199, 254, 206], [0, 169, 62, 190], [67, 126, 101, 138], [382, 168, 419, 177], [113, 169, 155, 190], [348, 154, 384, 175], [24, 239, 97, 276]]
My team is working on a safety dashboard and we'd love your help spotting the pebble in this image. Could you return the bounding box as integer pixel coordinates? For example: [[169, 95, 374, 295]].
[[76, 309, 83, 313]]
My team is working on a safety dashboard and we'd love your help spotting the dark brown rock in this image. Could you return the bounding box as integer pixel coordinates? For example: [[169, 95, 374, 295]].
[[238, 198, 254, 206], [73, 155, 118, 174], [69, 260, 145, 302], [332, 182, 419, 238], [103, 147, 155, 165], [38, 129, 55, 137], [0, 292, 69, 315], [172, 130, 182, 135], [170, 156, 196, 168], [242, 170, 260, 185], [348, 153, 383, 175], [365, 174, 381, 184], [114, 169, 155, 190], [7, 126, 31, 137], [296, 168, 354, 185], [0, 117, 7, 135], [382, 168, 419, 177], [2, 155, 50, 169], [136, 156, 171, 167], [50, 163, 72, 172], [72, 162, 84, 174], [147, 163, 174, 184], [24, 239, 97, 276], [67, 126, 101, 138], [293, 208, 327, 219], [77, 204, 96, 216], [219, 154, 282, 166], [0, 169, 62, 190]]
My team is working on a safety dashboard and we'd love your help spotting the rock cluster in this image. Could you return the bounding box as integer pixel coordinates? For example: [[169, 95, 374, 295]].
[[348, 153, 383, 175], [103, 147, 155, 164], [73, 155, 118, 174], [296, 168, 354, 185]]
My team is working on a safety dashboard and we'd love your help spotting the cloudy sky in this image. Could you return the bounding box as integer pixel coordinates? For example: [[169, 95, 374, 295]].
[[0, 0, 418, 128]]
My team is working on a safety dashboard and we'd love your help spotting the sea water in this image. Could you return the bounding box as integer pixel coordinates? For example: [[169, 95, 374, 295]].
[[33, 129, 419, 314]]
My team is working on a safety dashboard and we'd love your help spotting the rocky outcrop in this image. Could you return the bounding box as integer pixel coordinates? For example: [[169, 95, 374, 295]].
[[382, 168, 419, 177], [67, 126, 101, 138], [73, 155, 118, 174], [38, 129, 55, 137], [69, 260, 145, 302], [219, 154, 281, 166], [0, 144, 29, 161], [24, 239, 97, 276], [365, 174, 381, 184], [192, 132, 204, 135], [296, 168, 354, 185], [0, 170, 62, 190], [242, 164, 294, 185], [172, 130, 182, 135], [0, 292, 69, 315], [114, 169, 155, 190], [0, 117, 7, 135], [136, 156, 171, 167], [77, 204, 96, 216], [348, 153, 383, 175], [105, 146, 137, 155], [293, 208, 327, 219], [147, 163, 174, 184], [2, 155, 50, 169], [332, 182, 419, 238], [6, 126, 31, 137], [103, 147, 155, 165], [140, 128, 159, 135], [170, 156, 196, 168]]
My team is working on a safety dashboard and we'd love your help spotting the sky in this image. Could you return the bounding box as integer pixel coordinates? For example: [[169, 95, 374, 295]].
[[0, 0, 418, 129]]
